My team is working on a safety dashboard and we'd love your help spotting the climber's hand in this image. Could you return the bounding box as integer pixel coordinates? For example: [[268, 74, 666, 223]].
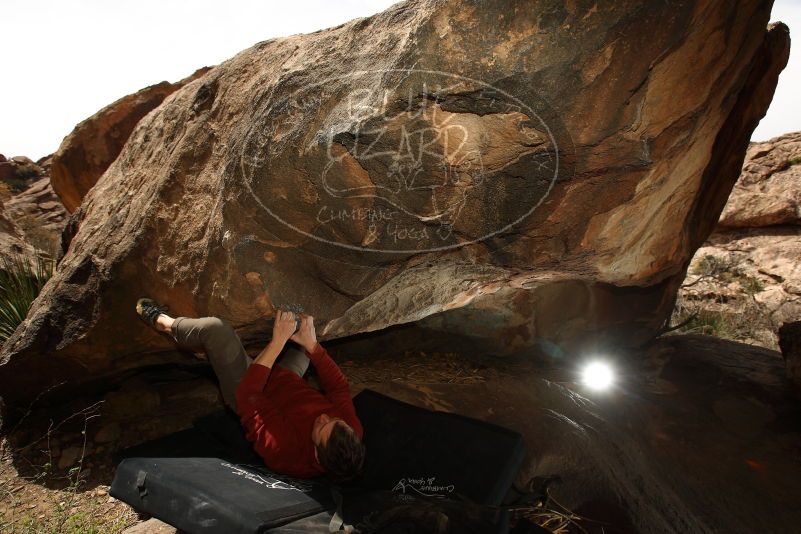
[[272, 309, 298, 346], [290, 313, 318, 353]]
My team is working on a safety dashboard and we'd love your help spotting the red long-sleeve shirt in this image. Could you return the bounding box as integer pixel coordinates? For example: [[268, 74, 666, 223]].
[[235, 342, 363, 478]]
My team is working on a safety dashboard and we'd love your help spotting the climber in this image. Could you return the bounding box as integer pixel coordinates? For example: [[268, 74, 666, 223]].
[[135, 298, 366, 483]]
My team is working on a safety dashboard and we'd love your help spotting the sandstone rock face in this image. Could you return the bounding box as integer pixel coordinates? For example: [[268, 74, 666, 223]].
[[0, 153, 68, 263], [720, 132, 801, 227], [677, 131, 801, 350], [0, 162, 14, 184], [689, 229, 801, 325], [0, 155, 46, 195], [4, 177, 68, 254], [0, 165, 67, 301], [0, 0, 789, 409], [0, 200, 37, 261], [50, 67, 212, 213]]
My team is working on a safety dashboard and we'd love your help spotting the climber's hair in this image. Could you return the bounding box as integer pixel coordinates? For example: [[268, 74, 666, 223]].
[[316, 422, 366, 484]]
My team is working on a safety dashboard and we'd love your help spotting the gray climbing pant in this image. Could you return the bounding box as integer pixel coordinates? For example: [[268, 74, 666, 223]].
[[170, 316, 310, 412]]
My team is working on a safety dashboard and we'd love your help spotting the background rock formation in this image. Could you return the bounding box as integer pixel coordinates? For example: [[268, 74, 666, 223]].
[[4, 176, 67, 255], [0, 155, 47, 198], [720, 131, 801, 227], [677, 131, 801, 349], [50, 67, 211, 213], [0, 0, 791, 410], [0, 154, 64, 263], [0, 154, 65, 268], [0, 200, 37, 262]]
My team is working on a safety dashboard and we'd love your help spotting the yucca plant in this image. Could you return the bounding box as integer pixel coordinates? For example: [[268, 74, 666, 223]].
[[0, 252, 55, 343]]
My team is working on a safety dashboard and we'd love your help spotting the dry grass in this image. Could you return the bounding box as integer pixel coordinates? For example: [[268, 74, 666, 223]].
[[670, 298, 778, 347], [673, 254, 779, 350], [0, 403, 138, 534], [509, 496, 597, 534], [337, 348, 528, 388], [13, 212, 62, 256]]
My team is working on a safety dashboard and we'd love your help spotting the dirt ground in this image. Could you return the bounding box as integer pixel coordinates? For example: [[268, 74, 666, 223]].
[[0, 419, 139, 533]]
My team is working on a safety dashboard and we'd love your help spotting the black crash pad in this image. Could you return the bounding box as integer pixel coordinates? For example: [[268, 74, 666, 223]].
[[110, 428, 331, 534], [109, 388, 526, 533], [352, 389, 525, 506], [112, 456, 330, 533]]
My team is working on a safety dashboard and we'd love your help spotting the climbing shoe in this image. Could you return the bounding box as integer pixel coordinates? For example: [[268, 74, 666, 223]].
[[136, 297, 169, 328]]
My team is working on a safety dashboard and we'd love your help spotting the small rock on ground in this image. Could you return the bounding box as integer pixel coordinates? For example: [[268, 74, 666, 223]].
[[122, 517, 177, 534]]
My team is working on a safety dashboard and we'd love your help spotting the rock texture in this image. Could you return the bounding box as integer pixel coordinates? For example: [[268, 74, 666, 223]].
[[0, 200, 37, 261], [0, 0, 790, 410], [0, 160, 67, 309], [677, 131, 801, 349], [50, 67, 212, 213], [357, 334, 801, 534], [720, 132, 801, 227], [121, 518, 176, 534], [0, 151, 68, 264], [4, 177, 68, 254], [0, 155, 46, 197]]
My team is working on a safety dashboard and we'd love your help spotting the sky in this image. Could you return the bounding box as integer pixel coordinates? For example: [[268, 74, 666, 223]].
[[0, 0, 798, 161]]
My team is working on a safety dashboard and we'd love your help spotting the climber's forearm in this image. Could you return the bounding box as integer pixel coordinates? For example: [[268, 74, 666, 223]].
[[253, 338, 285, 369]]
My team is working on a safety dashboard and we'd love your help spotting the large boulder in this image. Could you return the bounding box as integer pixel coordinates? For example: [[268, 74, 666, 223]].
[[50, 67, 212, 213], [0, 0, 790, 410]]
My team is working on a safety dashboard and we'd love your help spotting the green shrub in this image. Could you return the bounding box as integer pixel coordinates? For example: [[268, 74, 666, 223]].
[[691, 254, 765, 292], [0, 253, 55, 343], [670, 296, 778, 349], [692, 254, 734, 279], [0, 176, 30, 194], [683, 309, 730, 337], [12, 162, 42, 180], [741, 275, 765, 295]]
